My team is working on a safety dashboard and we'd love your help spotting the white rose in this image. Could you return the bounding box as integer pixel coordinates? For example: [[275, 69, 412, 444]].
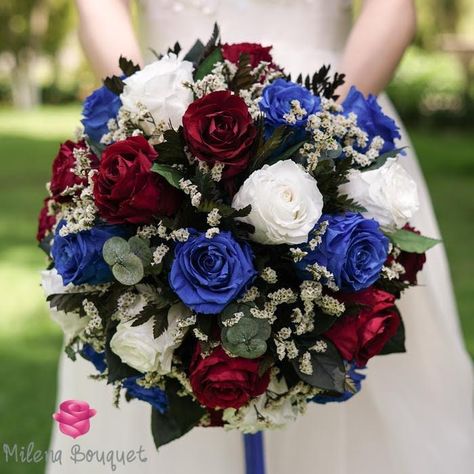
[[40, 269, 71, 297], [110, 303, 192, 374], [41, 269, 90, 340], [120, 54, 194, 128], [232, 160, 324, 245], [339, 158, 419, 229]]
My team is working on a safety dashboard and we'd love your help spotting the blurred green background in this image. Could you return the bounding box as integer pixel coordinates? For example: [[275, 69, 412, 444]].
[[0, 1, 473, 473]]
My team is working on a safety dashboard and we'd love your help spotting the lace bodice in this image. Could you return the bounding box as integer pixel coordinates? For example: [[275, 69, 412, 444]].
[[139, 0, 353, 76]]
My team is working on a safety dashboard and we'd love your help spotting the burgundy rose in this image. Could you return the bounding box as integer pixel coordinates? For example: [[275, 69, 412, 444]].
[[190, 345, 270, 410], [93, 136, 181, 224], [50, 140, 96, 202], [325, 288, 400, 367], [221, 42, 273, 69], [396, 225, 427, 285], [182, 91, 257, 178], [37, 198, 56, 242]]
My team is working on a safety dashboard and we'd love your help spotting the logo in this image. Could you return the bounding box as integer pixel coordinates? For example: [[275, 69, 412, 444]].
[[52, 400, 96, 439]]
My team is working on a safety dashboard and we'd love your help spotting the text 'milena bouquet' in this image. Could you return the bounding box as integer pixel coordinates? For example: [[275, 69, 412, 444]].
[[37, 25, 438, 448]]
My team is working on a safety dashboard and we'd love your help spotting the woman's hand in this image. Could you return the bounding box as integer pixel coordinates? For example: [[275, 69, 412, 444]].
[[75, 0, 143, 80], [338, 0, 416, 99]]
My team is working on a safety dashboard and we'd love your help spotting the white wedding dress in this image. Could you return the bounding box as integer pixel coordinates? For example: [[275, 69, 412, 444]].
[[47, 1, 474, 473]]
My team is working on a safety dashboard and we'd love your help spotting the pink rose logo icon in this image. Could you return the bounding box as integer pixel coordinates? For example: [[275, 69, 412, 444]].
[[53, 400, 97, 438]]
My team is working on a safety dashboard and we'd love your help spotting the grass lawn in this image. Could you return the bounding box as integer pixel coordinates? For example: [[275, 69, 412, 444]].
[[0, 105, 472, 474]]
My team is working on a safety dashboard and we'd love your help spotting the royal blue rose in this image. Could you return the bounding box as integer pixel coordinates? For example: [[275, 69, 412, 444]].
[[169, 230, 257, 314], [296, 213, 389, 292], [52, 221, 128, 286], [81, 85, 121, 143], [342, 86, 401, 154], [312, 363, 366, 404], [259, 78, 320, 140], [123, 376, 168, 413], [81, 344, 107, 373]]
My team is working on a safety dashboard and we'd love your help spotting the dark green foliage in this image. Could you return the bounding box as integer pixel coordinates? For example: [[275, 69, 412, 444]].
[[118, 56, 141, 76], [229, 53, 254, 92], [295, 65, 346, 100], [151, 379, 206, 449], [380, 313, 406, 355], [291, 338, 345, 392], [154, 129, 188, 165]]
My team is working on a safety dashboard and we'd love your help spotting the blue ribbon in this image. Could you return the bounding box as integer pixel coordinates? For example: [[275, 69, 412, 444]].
[[243, 432, 266, 474]]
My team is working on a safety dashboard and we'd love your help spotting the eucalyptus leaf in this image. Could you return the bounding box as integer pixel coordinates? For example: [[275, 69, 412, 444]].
[[112, 254, 144, 286], [103, 237, 131, 266], [387, 229, 440, 254], [129, 236, 153, 266], [152, 163, 185, 189], [220, 304, 271, 359]]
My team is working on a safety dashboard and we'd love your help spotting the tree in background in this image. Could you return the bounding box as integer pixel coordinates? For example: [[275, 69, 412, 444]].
[[0, 0, 72, 108]]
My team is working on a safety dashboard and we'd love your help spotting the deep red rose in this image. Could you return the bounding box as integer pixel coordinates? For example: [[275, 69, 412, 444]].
[[37, 198, 56, 242], [221, 42, 273, 69], [93, 136, 181, 224], [182, 91, 257, 178], [50, 140, 96, 202], [325, 288, 401, 367], [396, 225, 427, 285], [189, 345, 270, 410]]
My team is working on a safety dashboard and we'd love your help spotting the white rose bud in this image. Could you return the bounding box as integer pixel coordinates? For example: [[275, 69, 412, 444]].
[[232, 160, 324, 245], [120, 54, 194, 128], [110, 303, 192, 374], [339, 158, 419, 229]]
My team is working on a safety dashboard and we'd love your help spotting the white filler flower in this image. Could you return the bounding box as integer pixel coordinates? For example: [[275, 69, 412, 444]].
[[232, 160, 324, 245], [339, 157, 419, 229], [110, 303, 192, 374], [120, 54, 194, 128]]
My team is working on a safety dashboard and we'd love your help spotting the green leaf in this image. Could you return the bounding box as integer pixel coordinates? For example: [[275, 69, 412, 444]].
[[387, 229, 440, 254], [194, 47, 223, 81], [291, 339, 345, 392], [267, 140, 307, 165], [249, 126, 288, 172], [103, 237, 131, 266], [363, 147, 406, 171], [119, 56, 140, 76], [152, 163, 184, 189], [112, 254, 144, 286], [230, 53, 254, 92], [103, 75, 125, 95], [128, 236, 153, 267], [380, 314, 406, 355], [151, 379, 206, 449], [47, 293, 85, 315], [85, 138, 105, 160], [153, 308, 169, 339], [184, 39, 205, 64], [154, 129, 188, 165]]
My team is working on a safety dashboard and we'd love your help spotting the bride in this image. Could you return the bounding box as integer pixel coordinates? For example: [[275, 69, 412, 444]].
[[47, 0, 474, 473]]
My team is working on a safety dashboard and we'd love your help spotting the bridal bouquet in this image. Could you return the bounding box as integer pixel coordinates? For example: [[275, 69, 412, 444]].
[[37, 27, 438, 447]]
